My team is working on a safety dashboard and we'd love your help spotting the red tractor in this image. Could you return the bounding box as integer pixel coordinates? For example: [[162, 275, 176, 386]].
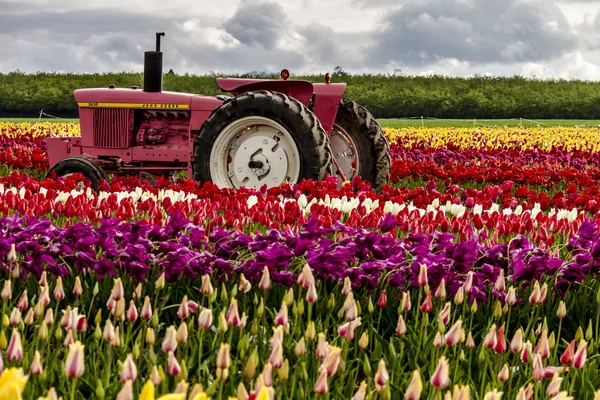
[[46, 33, 391, 192]]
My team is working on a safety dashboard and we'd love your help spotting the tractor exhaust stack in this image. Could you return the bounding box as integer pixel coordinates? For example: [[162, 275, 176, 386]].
[[143, 32, 165, 93]]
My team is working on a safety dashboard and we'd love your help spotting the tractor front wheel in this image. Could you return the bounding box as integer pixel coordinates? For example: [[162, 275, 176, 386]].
[[330, 97, 391, 191], [192, 90, 334, 189], [46, 156, 108, 192]]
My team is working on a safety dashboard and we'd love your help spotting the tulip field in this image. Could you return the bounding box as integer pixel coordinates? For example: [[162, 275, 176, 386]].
[[3, 122, 600, 399]]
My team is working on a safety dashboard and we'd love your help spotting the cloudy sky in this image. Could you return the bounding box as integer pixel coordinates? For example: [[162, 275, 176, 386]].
[[2, 0, 600, 79]]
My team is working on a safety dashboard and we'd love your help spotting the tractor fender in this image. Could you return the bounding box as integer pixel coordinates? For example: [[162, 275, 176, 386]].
[[310, 82, 347, 134], [216, 78, 314, 107]]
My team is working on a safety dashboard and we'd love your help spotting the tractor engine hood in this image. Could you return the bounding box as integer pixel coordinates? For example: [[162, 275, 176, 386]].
[[73, 88, 222, 111]]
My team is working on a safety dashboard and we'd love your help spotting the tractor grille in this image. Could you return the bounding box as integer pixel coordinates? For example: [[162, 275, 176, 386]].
[[93, 109, 132, 148]]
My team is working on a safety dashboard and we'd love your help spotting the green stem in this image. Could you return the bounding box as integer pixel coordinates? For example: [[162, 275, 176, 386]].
[[70, 377, 78, 400]]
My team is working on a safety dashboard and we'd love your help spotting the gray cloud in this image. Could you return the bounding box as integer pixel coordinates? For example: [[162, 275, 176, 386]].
[[0, 0, 596, 79], [367, 0, 579, 67]]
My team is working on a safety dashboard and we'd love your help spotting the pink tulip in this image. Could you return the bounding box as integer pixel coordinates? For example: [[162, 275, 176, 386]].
[[314, 369, 328, 394], [16, 290, 28, 311], [200, 275, 214, 296], [483, 324, 497, 349], [116, 380, 133, 400], [73, 277, 83, 296], [466, 332, 475, 348], [510, 328, 523, 353], [316, 333, 328, 359], [111, 278, 124, 301], [532, 353, 544, 381], [430, 356, 450, 389], [269, 341, 284, 369], [306, 281, 318, 303], [197, 308, 213, 329], [433, 332, 443, 348], [226, 298, 241, 327], [498, 364, 509, 382], [167, 351, 181, 376], [417, 263, 428, 287], [65, 341, 85, 378], [30, 351, 43, 375], [403, 370, 422, 400], [402, 291, 411, 312], [374, 359, 389, 393], [7, 328, 22, 361], [0, 280, 11, 300], [560, 340, 575, 365], [396, 315, 407, 336], [275, 302, 288, 326], [161, 326, 177, 353], [420, 291, 432, 313], [434, 279, 446, 299], [320, 346, 342, 377], [187, 300, 199, 313], [119, 354, 137, 382], [494, 269, 505, 292], [341, 277, 352, 296], [297, 263, 315, 289], [53, 277, 65, 301], [259, 267, 271, 291], [437, 302, 451, 325], [377, 289, 387, 308], [506, 287, 517, 306], [216, 343, 231, 369], [444, 319, 462, 346], [546, 373, 563, 397], [339, 318, 361, 341], [177, 295, 189, 319], [140, 296, 152, 320], [494, 326, 506, 354], [126, 300, 138, 322], [534, 330, 550, 359], [573, 340, 587, 369]]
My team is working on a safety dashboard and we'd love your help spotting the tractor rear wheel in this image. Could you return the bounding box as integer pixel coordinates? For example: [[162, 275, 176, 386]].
[[192, 90, 334, 189], [331, 97, 391, 191], [46, 156, 108, 192]]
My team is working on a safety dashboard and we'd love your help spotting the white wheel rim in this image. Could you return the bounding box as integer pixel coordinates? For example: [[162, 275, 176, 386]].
[[209, 116, 300, 189], [330, 124, 360, 181]]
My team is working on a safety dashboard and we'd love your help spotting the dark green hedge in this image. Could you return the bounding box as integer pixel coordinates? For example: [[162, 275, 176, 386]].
[[2, 71, 600, 119]]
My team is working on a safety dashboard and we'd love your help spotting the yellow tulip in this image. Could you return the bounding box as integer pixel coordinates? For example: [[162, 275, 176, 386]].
[[139, 380, 187, 400], [0, 368, 28, 400]]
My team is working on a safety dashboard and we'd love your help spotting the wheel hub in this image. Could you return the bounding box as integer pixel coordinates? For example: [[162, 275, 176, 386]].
[[210, 116, 300, 189], [330, 125, 359, 181]]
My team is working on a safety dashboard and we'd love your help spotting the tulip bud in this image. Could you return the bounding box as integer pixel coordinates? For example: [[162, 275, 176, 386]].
[[557, 301, 566, 319], [65, 341, 85, 378], [150, 365, 161, 385], [140, 296, 152, 320], [466, 331, 475, 348], [156, 273, 165, 290], [295, 337, 306, 357], [0, 330, 6, 350], [498, 363, 509, 382], [9, 308, 21, 326], [116, 380, 133, 400], [435, 279, 446, 299], [167, 351, 181, 376], [306, 321, 316, 341], [342, 276, 352, 296], [73, 277, 83, 296], [218, 312, 228, 333], [161, 325, 178, 353], [377, 290, 388, 308], [259, 267, 271, 291], [374, 359, 389, 393], [493, 301, 502, 319], [30, 350, 43, 375], [7, 328, 22, 361], [93, 282, 99, 296], [430, 356, 449, 389], [176, 322, 188, 344], [573, 340, 587, 368], [244, 349, 257, 379], [396, 315, 407, 336], [145, 327, 155, 346], [39, 320, 49, 341], [454, 286, 464, 305], [313, 369, 328, 394], [126, 300, 138, 323], [53, 277, 65, 301], [586, 319, 593, 341], [111, 326, 120, 348], [103, 320, 115, 342], [239, 273, 252, 293], [0, 281, 11, 301], [119, 354, 137, 382], [177, 295, 190, 319], [111, 278, 124, 301], [278, 359, 289, 381], [306, 281, 318, 303], [359, 332, 369, 349], [96, 380, 105, 400], [546, 373, 563, 398], [401, 291, 411, 312], [418, 263, 428, 287], [404, 370, 422, 400]]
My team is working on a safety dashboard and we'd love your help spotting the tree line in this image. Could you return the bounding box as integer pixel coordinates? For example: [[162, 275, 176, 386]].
[[2, 71, 600, 119]]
